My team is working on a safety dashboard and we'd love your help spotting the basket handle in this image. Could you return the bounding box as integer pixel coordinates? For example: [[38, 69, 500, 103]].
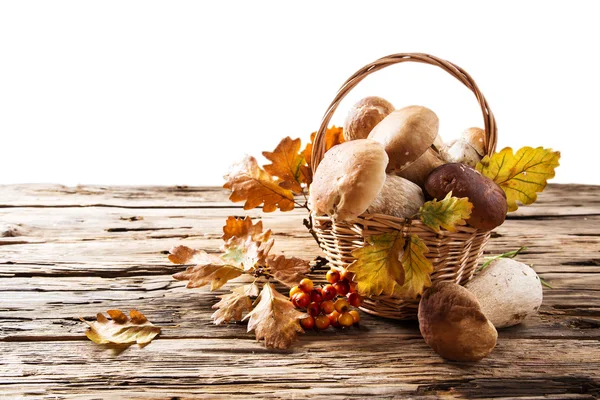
[[311, 53, 498, 172]]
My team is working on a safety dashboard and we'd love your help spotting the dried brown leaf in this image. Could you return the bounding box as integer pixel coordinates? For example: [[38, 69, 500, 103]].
[[170, 246, 243, 290], [223, 155, 295, 212], [263, 136, 307, 193], [80, 309, 160, 345], [211, 283, 259, 325], [221, 216, 271, 242], [266, 254, 311, 287], [243, 282, 307, 349]]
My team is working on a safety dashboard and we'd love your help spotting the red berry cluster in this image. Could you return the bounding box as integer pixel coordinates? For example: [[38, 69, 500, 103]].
[[290, 269, 362, 331]]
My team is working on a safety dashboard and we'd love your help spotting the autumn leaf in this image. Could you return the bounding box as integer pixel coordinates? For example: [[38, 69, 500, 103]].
[[223, 155, 295, 212], [221, 236, 274, 271], [301, 126, 345, 183], [263, 136, 307, 193], [266, 254, 311, 287], [476, 146, 560, 212], [80, 309, 160, 345], [419, 192, 473, 233], [170, 246, 243, 290], [221, 216, 271, 242], [211, 283, 259, 325], [394, 234, 433, 299], [219, 216, 275, 271], [244, 282, 307, 349], [347, 232, 406, 297]]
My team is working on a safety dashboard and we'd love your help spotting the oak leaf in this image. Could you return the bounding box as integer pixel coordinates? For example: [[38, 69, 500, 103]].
[[170, 246, 243, 290], [221, 236, 274, 271], [223, 155, 295, 212], [347, 232, 406, 297], [476, 146, 560, 212], [394, 234, 433, 299], [266, 254, 311, 287], [221, 216, 271, 242], [263, 136, 307, 193], [80, 309, 160, 345], [301, 126, 345, 183], [419, 192, 473, 233], [243, 282, 307, 349], [211, 283, 259, 325]]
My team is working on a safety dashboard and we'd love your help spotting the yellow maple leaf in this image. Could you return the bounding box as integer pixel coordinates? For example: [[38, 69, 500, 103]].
[[170, 246, 243, 290], [394, 234, 433, 299], [347, 232, 406, 297], [80, 309, 160, 345], [265, 254, 311, 287], [419, 192, 473, 233], [223, 155, 295, 212], [263, 136, 307, 193], [243, 282, 307, 349], [476, 146, 560, 212], [211, 284, 259, 325]]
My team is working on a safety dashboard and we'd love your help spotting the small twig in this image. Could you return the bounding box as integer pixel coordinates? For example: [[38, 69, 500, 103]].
[[540, 277, 553, 289], [479, 246, 527, 271]]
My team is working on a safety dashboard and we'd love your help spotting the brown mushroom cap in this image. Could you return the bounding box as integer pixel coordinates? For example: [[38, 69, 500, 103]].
[[309, 139, 388, 222], [368, 106, 439, 172], [418, 281, 498, 362], [425, 163, 507, 231], [343, 96, 395, 141]]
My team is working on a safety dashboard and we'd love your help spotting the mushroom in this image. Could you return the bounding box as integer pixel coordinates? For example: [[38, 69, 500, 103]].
[[367, 175, 424, 218], [424, 163, 507, 231], [418, 281, 498, 362], [466, 258, 543, 328], [343, 96, 395, 141], [368, 106, 444, 187], [308, 139, 388, 222], [441, 127, 486, 167]]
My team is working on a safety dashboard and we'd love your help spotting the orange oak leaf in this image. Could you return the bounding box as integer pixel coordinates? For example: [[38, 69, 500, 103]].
[[221, 216, 271, 243], [266, 254, 311, 287], [170, 246, 243, 290], [80, 309, 160, 345], [243, 282, 307, 349], [302, 126, 345, 184], [211, 283, 259, 325], [263, 136, 307, 193], [223, 155, 295, 212]]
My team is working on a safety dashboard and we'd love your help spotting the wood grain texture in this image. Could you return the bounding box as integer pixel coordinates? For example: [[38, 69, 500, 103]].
[[1, 184, 599, 399]]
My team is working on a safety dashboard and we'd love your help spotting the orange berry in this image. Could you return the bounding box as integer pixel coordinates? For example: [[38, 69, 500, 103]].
[[349, 310, 360, 324], [326, 269, 340, 284], [334, 297, 350, 313], [298, 278, 314, 293], [315, 314, 330, 330], [338, 312, 354, 327], [289, 286, 302, 298], [320, 300, 335, 314], [300, 316, 315, 329]]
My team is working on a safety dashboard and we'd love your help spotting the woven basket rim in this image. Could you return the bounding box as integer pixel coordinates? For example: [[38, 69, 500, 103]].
[[310, 52, 497, 173]]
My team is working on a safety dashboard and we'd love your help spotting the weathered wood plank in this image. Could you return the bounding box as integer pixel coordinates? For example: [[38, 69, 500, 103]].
[[1, 184, 599, 399], [1, 338, 599, 399]]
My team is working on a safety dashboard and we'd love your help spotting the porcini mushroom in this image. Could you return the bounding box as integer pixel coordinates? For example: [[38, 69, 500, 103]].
[[368, 106, 444, 187], [309, 139, 388, 222], [425, 163, 507, 231], [442, 127, 486, 167], [367, 175, 424, 218], [418, 281, 498, 362], [466, 258, 543, 328], [343, 96, 395, 141]]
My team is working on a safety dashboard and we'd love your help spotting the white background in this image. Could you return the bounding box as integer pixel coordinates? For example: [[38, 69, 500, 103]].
[[1, 1, 598, 186]]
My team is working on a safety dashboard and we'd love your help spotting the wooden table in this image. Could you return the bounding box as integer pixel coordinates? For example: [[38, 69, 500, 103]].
[[1, 184, 599, 399]]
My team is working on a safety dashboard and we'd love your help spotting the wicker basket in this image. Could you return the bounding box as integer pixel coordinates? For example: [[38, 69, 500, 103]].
[[308, 53, 498, 320]]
